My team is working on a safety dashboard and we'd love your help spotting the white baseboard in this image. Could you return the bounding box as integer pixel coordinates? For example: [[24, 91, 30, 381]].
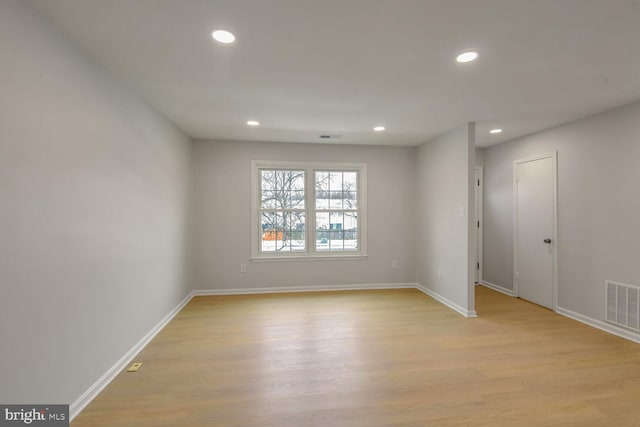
[[194, 283, 416, 296], [480, 281, 515, 297], [555, 306, 640, 344], [70, 281, 475, 421], [415, 284, 478, 318], [69, 290, 195, 421]]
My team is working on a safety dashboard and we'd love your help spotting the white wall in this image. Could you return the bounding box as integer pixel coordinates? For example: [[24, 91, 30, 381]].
[[191, 140, 416, 289], [416, 124, 476, 315], [475, 148, 485, 167], [483, 101, 640, 320], [0, 0, 191, 405]]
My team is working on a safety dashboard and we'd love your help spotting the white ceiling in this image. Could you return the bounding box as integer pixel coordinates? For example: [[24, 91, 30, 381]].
[[30, 0, 640, 147]]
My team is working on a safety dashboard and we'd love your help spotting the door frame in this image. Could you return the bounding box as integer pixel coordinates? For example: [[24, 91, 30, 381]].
[[474, 166, 484, 284], [512, 152, 558, 310]]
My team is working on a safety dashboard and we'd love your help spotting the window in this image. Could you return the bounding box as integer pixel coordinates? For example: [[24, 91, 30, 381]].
[[259, 169, 306, 253], [252, 161, 367, 260], [314, 170, 358, 252]]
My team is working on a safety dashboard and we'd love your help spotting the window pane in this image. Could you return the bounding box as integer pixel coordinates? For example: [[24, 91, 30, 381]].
[[290, 172, 304, 190], [329, 230, 344, 251], [329, 171, 342, 191], [329, 191, 343, 210], [284, 212, 306, 252], [317, 230, 340, 252], [285, 170, 305, 187], [343, 172, 357, 191], [315, 212, 329, 250], [344, 212, 358, 250], [286, 190, 305, 209], [344, 212, 358, 229], [261, 170, 276, 190], [329, 211, 344, 230], [315, 171, 329, 191], [315, 211, 358, 252], [260, 169, 306, 251], [316, 211, 329, 229], [314, 171, 358, 211], [316, 192, 329, 209], [261, 211, 305, 252], [345, 230, 358, 250], [261, 211, 281, 252], [343, 172, 358, 209], [256, 165, 362, 258], [315, 171, 329, 209], [261, 190, 278, 209], [262, 169, 298, 191]]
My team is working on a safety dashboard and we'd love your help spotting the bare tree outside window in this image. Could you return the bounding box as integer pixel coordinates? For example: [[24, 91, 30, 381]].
[[260, 170, 306, 252], [254, 162, 364, 258]]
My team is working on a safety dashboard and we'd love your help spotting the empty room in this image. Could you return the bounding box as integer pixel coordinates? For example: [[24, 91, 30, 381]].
[[2, 0, 640, 426]]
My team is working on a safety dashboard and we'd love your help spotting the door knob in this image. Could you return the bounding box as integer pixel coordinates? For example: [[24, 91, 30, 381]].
[[543, 238, 552, 244]]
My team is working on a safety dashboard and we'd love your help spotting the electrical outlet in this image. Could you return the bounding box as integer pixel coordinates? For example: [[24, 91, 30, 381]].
[[127, 362, 143, 372], [437, 268, 442, 279], [240, 264, 247, 273], [391, 260, 398, 269]]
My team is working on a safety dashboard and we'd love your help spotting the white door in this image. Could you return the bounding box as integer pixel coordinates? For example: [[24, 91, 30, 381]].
[[514, 154, 556, 309]]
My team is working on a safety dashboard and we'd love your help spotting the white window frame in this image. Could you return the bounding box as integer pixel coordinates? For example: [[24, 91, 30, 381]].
[[251, 160, 367, 261]]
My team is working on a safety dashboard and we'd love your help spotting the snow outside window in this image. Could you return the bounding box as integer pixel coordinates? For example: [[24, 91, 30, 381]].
[[251, 161, 367, 261]]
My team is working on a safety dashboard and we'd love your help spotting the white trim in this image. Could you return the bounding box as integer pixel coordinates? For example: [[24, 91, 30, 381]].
[[555, 305, 640, 344], [512, 152, 558, 309], [250, 160, 260, 258], [70, 281, 478, 421], [480, 281, 515, 297], [474, 166, 484, 283], [251, 160, 366, 169], [69, 291, 195, 421], [552, 153, 559, 311], [195, 283, 478, 321], [250, 160, 368, 260], [193, 283, 417, 296], [250, 255, 368, 262], [415, 284, 478, 318]]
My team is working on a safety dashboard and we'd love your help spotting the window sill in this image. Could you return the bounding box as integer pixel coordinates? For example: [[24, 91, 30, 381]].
[[251, 254, 368, 263]]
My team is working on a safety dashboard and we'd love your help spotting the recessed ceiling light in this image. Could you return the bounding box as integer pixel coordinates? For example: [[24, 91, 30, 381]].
[[246, 120, 259, 126], [456, 51, 478, 63], [373, 126, 385, 132], [489, 128, 503, 134], [212, 30, 235, 44]]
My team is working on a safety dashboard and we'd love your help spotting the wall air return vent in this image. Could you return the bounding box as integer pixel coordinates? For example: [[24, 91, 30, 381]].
[[606, 280, 640, 332]]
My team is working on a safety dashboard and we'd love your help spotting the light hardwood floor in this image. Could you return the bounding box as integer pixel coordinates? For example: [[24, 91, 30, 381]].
[[72, 286, 640, 426]]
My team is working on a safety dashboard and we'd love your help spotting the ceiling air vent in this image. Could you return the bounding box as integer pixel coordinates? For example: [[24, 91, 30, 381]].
[[319, 135, 342, 140]]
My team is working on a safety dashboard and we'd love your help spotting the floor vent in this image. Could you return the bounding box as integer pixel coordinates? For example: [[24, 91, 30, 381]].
[[606, 280, 640, 332]]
